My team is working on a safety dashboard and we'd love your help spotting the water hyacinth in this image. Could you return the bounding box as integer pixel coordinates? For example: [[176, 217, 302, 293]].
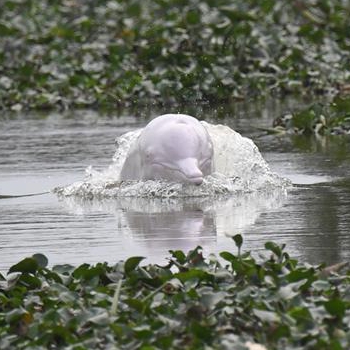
[[0, 0, 350, 110], [1, 236, 350, 349], [272, 96, 350, 135]]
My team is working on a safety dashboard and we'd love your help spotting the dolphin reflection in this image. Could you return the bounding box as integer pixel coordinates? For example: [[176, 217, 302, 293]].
[[58, 191, 287, 261]]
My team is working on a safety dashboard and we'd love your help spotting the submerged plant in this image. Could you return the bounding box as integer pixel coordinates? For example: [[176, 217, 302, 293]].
[[1, 236, 350, 349]]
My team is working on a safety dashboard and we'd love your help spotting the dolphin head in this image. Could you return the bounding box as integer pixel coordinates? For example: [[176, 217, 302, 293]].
[[120, 114, 214, 184], [140, 120, 213, 185]]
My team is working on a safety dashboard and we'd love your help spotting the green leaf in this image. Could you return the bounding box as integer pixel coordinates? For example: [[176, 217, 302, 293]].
[[126, 3, 142, 16], [124, 256, 145, 274], [32, 253, 48, 268], [170, 250, 186, 264], [201, 291, 227, 310], [59, 291, 78, 303], [0, 22, 19, 36], [52, 264, 75, 275], [73, 263, 92, 278], [219, 251, 236, 263], [287, 268, 315, 283], [87, 310, 111, 326], [265, 241, 284, 258], [232, 234, 243, 254], [186, 246, 205, 266], [312, 280, 331, 291], [175, 269, 213, 283], [8, 257, 39, 274], [253, 309, 280, 323], [18, 273, 42, 289], [5, 307, 28, 323], [324, 298, 347, 318], [106, 271, 123, 283], [293, 111, 315, 131], [219, 6, 256, 22], [186, 10, 200, 25], [277, 280, 306, 300], [190, 321, 213, 342], [125, 298, 146, 313], [288, 306, 312, 323]]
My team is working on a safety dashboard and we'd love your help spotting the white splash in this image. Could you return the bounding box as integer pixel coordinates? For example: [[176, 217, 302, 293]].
[[54, 122, 289, 199]]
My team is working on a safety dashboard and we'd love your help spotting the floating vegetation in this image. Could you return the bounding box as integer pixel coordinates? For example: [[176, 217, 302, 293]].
[[1, 236, 350, 349], [272, 96, 350, 135], [1, 0, 350, 110]]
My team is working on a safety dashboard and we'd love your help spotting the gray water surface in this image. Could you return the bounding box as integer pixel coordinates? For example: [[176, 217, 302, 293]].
[[1, 101, 350, 272]]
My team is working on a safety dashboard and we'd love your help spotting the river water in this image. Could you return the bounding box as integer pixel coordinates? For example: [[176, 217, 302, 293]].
[[1, 99, 350, 272]]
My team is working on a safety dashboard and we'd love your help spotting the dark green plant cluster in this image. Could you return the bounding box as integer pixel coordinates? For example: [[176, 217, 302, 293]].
[[273, 96, 350, 135], [1, 0, 350, 110], [1, 236, 350, 349]]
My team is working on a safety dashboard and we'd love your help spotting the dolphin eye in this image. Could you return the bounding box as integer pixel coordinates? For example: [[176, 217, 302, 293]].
[[145, 150, 154, 161]]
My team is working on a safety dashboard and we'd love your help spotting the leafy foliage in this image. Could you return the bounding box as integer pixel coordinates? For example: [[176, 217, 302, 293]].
[[1, 237, 350, 349], [273, 96, 350, 135], [0, 0, 350, 110]]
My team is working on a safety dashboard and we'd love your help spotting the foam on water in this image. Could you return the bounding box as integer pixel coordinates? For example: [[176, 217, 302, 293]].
[[54, 122, 289, 198]]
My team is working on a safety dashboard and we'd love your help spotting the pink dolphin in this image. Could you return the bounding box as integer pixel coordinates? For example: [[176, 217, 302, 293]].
[[120, 114, 214, 185]]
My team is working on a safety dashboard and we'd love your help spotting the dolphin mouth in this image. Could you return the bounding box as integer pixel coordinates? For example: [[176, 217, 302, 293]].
[[186, 176, 204, 185], [151, 161, 204, 185], [172, 171, 204, 185]]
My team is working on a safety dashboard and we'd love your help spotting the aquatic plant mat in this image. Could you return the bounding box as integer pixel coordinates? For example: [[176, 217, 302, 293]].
[[271, 96, 350, 136], [1, 0, 350, 110], [1, 236, 349, 349]]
